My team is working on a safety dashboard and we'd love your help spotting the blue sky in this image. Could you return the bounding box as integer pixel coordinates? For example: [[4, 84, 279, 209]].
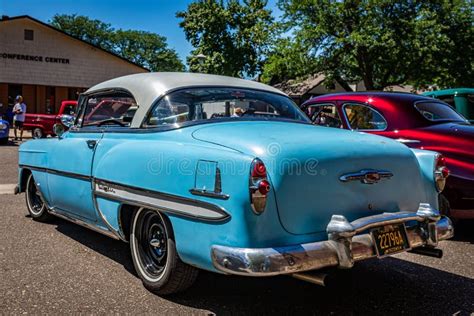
[[0, 0, 281, 64]]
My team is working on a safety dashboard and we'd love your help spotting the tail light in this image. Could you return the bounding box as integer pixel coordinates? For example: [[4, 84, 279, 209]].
[[250, 159, 270, 214], [434, 154, 450, 192]]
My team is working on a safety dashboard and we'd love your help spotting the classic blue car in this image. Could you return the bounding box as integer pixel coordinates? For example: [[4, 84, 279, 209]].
[[0, 117, 10, 144], [16, 73, 453, 295]]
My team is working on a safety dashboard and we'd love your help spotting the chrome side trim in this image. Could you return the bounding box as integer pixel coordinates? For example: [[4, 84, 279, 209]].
[[211, 204, 454, 276], [94, 178, 230, 222], [48, 208, 120, 240], [395, 138, 421, 144], [19, 164, 91, 181], [92, 191, 128, 242]]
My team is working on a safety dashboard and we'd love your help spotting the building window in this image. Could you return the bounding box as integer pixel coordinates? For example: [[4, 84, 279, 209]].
[[24, 29, 34, 41]]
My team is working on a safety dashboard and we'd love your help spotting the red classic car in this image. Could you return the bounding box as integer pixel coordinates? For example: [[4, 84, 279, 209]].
[[302, 92, 474, 219], [24, 100, 77, 138]]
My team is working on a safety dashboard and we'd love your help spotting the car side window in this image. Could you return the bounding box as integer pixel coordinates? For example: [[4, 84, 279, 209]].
[[307, 104, 343, 128], [77, 91, 137, 127], [343, 103, 387, 130]]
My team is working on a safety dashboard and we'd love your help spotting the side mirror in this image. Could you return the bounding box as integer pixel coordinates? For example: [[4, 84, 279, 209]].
[[53, 124, 65, 138], [60, 114, 75, 129]]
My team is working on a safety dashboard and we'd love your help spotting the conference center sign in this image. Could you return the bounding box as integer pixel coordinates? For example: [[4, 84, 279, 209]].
[[0, 52, 70, 64]]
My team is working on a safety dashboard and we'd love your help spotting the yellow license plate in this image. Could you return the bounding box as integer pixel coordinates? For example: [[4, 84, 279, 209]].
[[371, 224, 410, 257]]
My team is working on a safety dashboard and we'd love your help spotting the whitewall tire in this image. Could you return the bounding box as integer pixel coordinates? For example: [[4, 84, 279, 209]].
[[130, 208, 198, 295], [25, 174, 52, 222]]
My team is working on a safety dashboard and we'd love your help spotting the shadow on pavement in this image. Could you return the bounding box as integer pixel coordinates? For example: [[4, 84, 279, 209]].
[[49, 216, 473, 315], [451, 219, 474, 244], [0, 140, 20, 147], [171, 258, 474, 315], [49, 217, 136, 274]]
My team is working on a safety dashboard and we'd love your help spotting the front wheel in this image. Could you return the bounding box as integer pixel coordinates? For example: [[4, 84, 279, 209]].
[[130, 208, 198, 295], [25, 174, 52, 222]]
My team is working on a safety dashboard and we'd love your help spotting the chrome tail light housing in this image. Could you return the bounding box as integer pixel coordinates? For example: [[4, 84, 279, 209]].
[[249, 158, 270, 214], [434, 154, 450, 192]]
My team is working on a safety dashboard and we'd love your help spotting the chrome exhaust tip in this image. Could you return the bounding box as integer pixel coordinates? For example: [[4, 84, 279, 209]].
[[408, 247, 443, 258], [292, 271, 327, 286]]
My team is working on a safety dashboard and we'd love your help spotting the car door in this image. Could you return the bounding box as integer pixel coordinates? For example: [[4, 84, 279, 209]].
[[47, 130, 102, 221], [48, 91, 139, 222], [47, 95, 104, 221]]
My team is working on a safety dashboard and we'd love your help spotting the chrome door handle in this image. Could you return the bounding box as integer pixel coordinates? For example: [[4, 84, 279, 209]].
[[86, 140, 97, 149]]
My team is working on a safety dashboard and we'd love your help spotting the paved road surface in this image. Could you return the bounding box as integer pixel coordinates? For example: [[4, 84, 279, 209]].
[[0, 144, 473, 314]]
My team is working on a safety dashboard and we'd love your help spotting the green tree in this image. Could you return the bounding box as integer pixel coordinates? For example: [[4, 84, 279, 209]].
[[50, 14, 184, 72], [262, 0, 473, 90], [177, 0, 274, 77], [260, 37, 317, 85], [113, 30, 184, 72]]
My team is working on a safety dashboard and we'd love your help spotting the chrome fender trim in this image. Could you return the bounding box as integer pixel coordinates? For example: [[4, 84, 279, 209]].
[[48, 208, 120, 240], [93, 178, 230, 222]]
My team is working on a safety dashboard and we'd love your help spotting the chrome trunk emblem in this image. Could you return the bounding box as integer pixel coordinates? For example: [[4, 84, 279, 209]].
[[340, 169, 393, 184]]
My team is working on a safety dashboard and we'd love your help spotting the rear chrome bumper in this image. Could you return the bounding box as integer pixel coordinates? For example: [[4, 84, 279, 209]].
[[211, 203, 454, 276]]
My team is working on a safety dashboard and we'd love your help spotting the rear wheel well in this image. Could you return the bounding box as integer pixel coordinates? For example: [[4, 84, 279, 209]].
[[119, 204, 137, 242], [119, 204, 175, 242]]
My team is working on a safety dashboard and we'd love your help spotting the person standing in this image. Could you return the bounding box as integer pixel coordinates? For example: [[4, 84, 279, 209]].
[[12, 95, 26, 141]]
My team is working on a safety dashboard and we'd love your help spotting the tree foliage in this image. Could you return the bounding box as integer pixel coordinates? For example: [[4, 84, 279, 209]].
[[50, 14, 184, 72], [262, 0, 473, 90], [177, 0, 274, 77]]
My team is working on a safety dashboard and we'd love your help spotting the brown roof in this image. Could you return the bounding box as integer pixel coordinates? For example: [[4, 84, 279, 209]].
[[273, 74, 326, 96]]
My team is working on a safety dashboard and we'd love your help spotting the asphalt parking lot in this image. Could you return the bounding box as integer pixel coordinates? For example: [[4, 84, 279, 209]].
[[0, 142, 473, 315]]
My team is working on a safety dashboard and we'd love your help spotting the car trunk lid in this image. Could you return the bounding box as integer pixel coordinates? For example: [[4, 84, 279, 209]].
[[192, 121, 427, 234]]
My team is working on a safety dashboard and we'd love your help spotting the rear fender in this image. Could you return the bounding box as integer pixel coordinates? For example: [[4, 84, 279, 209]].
[[411, 149, 439, 209]]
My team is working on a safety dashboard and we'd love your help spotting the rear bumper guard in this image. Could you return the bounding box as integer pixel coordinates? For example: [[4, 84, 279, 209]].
[[211, 203, 454, 276]]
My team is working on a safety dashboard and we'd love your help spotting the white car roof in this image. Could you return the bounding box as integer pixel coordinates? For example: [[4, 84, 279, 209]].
[[86, 72, 286, 128]]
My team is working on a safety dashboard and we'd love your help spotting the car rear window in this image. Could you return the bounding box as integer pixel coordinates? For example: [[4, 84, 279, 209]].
[[414, 101, 467, 122], [143, 87, 310, 127]]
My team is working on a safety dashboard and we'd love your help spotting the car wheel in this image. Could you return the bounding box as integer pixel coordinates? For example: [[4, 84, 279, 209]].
[[32, 128, 44, 139], [25, 174, 52, 222], [130, 208, 198, 295]]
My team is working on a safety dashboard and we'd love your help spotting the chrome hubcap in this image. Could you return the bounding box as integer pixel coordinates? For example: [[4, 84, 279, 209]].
[[27, 177, 44, 215], [135, 210, 168, 278]]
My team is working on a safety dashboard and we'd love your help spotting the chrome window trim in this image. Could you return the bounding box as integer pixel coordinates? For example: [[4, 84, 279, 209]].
[[140, 86, 311, 130], [73, 87, 138, 131], [413, 100, 469, 123], [341, 102, 388, 132]]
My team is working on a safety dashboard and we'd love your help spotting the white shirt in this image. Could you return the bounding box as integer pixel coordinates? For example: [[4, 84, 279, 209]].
[[13, 102, 26, 122]]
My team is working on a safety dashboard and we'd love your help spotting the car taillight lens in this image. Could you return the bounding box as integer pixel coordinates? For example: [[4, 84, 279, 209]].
[[250, 158, 270, 214], [434, 154, 450, 192]]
